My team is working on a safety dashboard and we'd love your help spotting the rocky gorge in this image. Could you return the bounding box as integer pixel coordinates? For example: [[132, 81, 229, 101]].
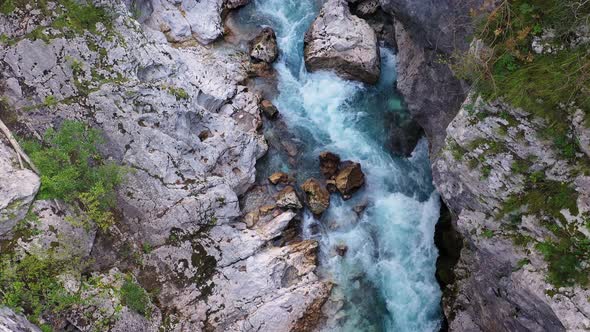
[[1, 0, 589, 332]]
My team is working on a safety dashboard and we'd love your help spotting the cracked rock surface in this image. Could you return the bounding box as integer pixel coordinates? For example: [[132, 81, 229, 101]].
[[0, 1, 329, 330]]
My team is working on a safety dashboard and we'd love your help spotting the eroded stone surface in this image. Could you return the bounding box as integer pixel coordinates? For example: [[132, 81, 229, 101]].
[[304, 0, 380, 84]]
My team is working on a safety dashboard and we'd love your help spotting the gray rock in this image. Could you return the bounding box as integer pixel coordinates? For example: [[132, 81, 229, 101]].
[[393, 20, 467, 154], [434, 94, 590, 331], [304, 0, 380, 84], [145, 0, 247, 44], [0, 137, 40, 237], [249, 27, 278, 63], [0, 307, 41, 332], [275, 186, 303, 210]]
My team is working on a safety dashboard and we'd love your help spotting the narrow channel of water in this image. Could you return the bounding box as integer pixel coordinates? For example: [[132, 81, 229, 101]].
[[237, 1, 442, 331]]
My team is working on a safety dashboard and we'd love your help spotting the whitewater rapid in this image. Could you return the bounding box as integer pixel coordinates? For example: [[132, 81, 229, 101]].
[[239, 0, 443, 331]]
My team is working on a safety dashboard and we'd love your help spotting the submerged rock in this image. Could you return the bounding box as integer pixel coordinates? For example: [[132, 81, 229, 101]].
[[304, 0, 380, 84], [249, 27, 279, 63], [335, 161, 365, 197], [335, 244, 348, 256], [260, 99, 279, 119], [268, 171, 289, 185], [319, 151, 341, 178], [301, 178, 331, 215], [276, 186, 303, 210]]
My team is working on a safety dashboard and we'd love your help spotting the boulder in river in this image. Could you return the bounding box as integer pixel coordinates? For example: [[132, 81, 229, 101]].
[[319, 151, 341, 178], [301, 178, 331, 215], [276, 186, 303, 210], [260, 99, 279, 119], [335, 244, 348, 256], [249, 27, 279, 63], [268, 171, 289, 185], [335, 161, 365, 197], [304, 0, 380, 84]]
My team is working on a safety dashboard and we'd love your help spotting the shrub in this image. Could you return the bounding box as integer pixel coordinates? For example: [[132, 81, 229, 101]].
[[22, 120, 125, 231], [121, 279, 150, 316], [536, 236, 590, 287], [0, 253, 82, 325], [52, 0, 112, 34]]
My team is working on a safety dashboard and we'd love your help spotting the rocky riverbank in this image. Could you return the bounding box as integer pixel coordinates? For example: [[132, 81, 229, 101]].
[[0, 1, 330, 330]]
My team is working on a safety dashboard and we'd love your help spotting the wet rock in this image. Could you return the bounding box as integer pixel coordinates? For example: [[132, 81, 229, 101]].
[[304, 0, 380, 84], [268, 171, 289, 185], [301, 178, 331, 215], [247, 61, 275, 78], [260, 99, 279, 119], [335, 244, 348, 256], [0, 137, 40, 237], [319, 151, 341, 178], [276, 186, 303, 210], [353, 202, 367, 215], [249, 27, 279, 63], [386, 111, 423, 156], [335, 161, 365, 197], [0, 307, 41, 332]]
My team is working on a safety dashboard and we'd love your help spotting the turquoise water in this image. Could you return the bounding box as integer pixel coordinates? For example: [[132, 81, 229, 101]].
[[238, 1, 442, 331]]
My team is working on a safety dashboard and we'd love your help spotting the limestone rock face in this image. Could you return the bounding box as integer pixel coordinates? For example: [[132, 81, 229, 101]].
[[304, 0, 380, 84], [0, 1, 328, 330], [0, 137, 40, 237], [433, 94, 590, 331], [301, 178, 331, 215], [249, 27, 278, 63]]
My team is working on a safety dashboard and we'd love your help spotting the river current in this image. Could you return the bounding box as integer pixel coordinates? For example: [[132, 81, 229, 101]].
[[236, 1, 442, 331]]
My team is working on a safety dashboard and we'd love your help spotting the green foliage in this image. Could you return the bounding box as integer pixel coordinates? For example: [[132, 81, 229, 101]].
[[0, 0, 16, 14], [43, 96, 58, 108], [52, 0, 112, 34], [167, 86, 189, 100], [0, 253, 82, 325], [457, 0, 590, 156], [121, 279, 150, 316], [22, 121, 125, 231], [500, 178, 578, 220], [482, 229, 494, 238], [536, 236, 590, 287]]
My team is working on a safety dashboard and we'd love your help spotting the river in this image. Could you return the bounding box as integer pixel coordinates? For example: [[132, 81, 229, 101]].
[[236, 1, 442, 331]]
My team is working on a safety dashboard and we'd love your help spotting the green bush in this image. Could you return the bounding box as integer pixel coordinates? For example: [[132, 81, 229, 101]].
[[22, 120, 125, 231], [0, 253, 82, 325], [52, 0, 112, 33], [537, 237, 590, 287], [121, 279, 150, 316]]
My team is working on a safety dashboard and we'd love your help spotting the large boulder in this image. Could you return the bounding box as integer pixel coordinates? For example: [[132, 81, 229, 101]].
[[301, 178, 331, 215], [304, 0, 380, 84], [335, 161, 365, 197], [276, 186, 303, 210], [0, 137, 40, 237], [249, 27, 279, 63]]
